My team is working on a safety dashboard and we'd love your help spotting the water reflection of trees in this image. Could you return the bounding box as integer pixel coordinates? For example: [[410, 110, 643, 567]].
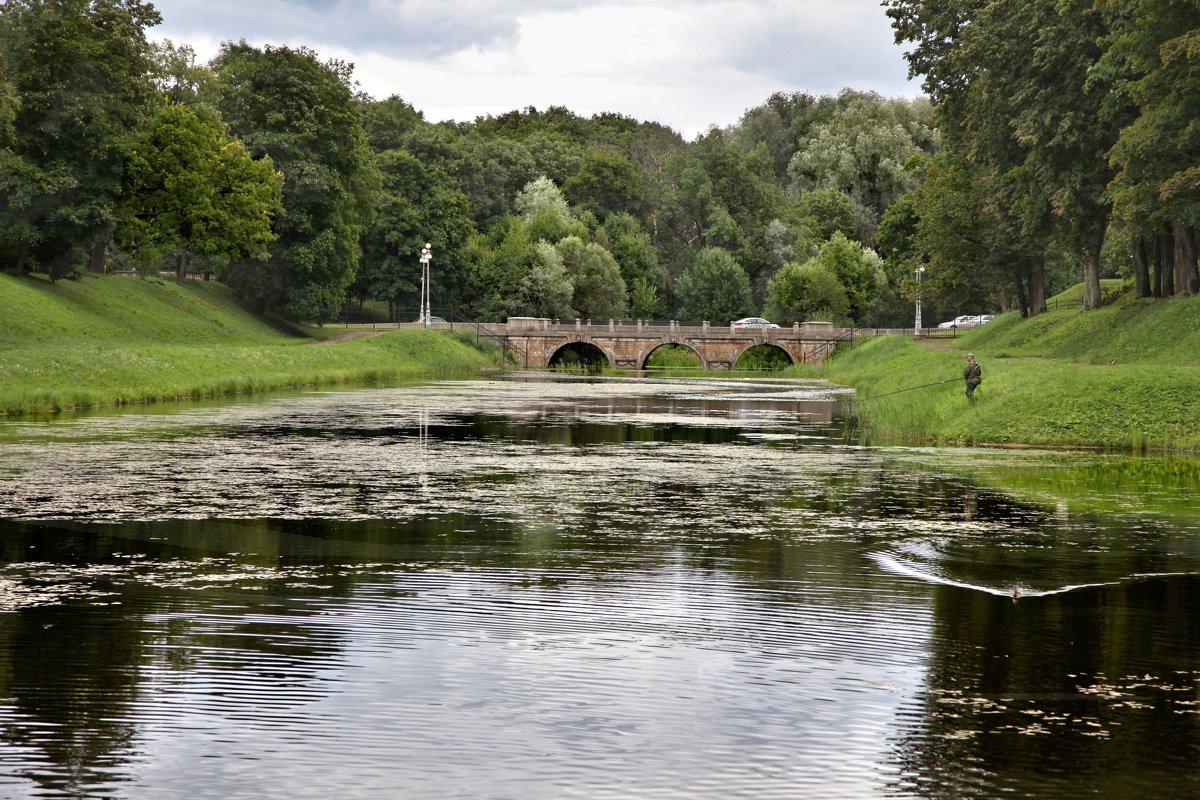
[[887, 576, 1200, 798], [0, 602, 142, 796], [0, 518, 438, 796]]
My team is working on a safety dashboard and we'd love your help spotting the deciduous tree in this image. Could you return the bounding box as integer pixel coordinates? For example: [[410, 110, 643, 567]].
[[564, 147, 644, 221], [765, 259, 850, 324], [212, 42, 379, 321], [786, 90, 937, 242], [517, 240, 574, 319], [673, 246, 752, 323], [805, 233, 885, 323], [1105, 0, 1200, 295], [0, 0, 161, 277], [356, 149, 473, 320], [885, 0, 1132, 310], [121, 103, 281, 282], [555, 235, 627, 320]]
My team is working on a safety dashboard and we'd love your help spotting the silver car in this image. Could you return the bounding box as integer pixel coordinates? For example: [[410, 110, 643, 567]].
[[732, 317, 780, 329]]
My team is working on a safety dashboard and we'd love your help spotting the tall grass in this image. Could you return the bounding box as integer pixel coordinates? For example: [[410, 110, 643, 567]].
[[644, 344, 702, 370]]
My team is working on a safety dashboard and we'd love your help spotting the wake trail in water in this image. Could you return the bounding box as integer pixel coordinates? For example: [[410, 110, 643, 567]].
[[869, 551, 1196, 599]]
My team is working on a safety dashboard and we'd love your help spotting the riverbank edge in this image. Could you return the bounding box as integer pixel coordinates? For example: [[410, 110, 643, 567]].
[[0, 334, 508, 417]]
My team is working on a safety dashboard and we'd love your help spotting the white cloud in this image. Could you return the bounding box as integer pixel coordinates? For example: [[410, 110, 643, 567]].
[[150, 0, 919, 138]]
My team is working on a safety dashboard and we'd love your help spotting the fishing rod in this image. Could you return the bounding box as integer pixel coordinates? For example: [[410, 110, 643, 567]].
[[850, 376, 961, 404]]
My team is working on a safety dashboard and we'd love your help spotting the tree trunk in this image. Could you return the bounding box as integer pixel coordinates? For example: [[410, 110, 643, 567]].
[[176, 250, 189, 284], [1132, 238, 1150, 298], [998, 286, 1011, 313], [1081, 222, 1104, 310], [1161, 230, 1176, 296], [1027, 253, 1047, 315], [1153, 233, 1166, 297], [89, 240, 107, 274], [15, 239, 29, 276], [1173, 221, 1198, 295]]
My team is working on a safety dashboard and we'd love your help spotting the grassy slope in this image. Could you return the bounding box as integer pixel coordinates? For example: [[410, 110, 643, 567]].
[[797, 280, 1200, 451], [0, 274, 503, 415]]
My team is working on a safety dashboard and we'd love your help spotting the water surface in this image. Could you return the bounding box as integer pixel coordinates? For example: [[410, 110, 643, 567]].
[[0, 377, 1198, 798]]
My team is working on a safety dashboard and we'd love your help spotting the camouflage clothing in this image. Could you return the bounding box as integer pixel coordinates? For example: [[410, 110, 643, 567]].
[[964, 355, 981, 401]]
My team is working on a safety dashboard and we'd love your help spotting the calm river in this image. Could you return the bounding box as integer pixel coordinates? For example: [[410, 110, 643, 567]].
[[0, 377, 1198, 799]]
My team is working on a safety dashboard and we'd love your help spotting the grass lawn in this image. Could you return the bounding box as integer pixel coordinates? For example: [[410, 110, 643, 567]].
[[790, 281, 1200, 451], [0, 274, 506, 416]]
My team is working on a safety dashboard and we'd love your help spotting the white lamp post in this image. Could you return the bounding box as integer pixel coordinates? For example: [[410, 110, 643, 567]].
[[914, 266, 925, 335], [419, 243, 432, 326]]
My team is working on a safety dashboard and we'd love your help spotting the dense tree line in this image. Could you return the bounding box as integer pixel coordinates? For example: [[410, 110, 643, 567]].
[[0, 1, 938, 327], [12, 1, 1189, 329], [883, 0, 1200, 313]]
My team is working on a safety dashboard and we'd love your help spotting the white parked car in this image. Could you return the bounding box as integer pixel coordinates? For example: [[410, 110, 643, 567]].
[[732, 317, 780, 329], [937, 314, 992, 329]]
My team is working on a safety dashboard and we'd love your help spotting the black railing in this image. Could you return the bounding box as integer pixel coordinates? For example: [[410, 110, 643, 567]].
[[443, 308, 529, 368], [808, 326, 858, 362]]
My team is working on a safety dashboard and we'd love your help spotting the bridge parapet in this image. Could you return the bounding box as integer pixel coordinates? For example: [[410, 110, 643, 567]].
[[496, 319, 847, 338]]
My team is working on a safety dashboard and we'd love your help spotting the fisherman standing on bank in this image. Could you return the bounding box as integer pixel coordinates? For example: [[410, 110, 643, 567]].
[[964, 353, 982, 402]]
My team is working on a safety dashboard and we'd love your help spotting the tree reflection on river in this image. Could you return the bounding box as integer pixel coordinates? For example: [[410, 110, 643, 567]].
[[0, 376, 1197, 799]]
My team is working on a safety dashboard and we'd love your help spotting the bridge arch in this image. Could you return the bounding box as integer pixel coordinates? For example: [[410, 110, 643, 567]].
[[639, 342, 703, 370], [733, 342, 795, 369], [548, 341, 611, 370]]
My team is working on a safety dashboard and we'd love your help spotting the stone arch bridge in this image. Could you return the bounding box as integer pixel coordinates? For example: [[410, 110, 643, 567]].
[[474, 318, 863, 370]]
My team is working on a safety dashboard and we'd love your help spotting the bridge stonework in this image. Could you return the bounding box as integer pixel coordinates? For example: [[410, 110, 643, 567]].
[[490, 319, 851, 370]]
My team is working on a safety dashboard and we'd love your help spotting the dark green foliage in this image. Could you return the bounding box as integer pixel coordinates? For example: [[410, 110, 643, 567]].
[[11, 2, 1192, 329], [601, 212, 665, 318], [120, 103, 281, 277], [0, 0, 161, 278], [765, 231, 886, 325], [881, 0, 1162, 313], [766, 259, 850, 325], [674, 247, 752, 323], [556, 235, 627, 320], [732, 91, 825, 182], [564, 147, 644, 220], [466, 216, 533, 321], [735, 345, 792, 370], [794, 188, 858, 248], [212, 42, 379, 321], [450, 134, 538, 230], [785, 90, 937, 241], [356, 148, 473, 320], [1105, 0, 1200, 295], [658, 131, 787, 304], [359, 95, 425, 152]]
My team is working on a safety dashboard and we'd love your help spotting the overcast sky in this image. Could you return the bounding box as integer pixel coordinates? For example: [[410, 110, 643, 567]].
[[149, 0, 920, 139]]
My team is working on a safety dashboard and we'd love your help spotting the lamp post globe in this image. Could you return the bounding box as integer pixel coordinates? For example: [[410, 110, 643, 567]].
[[419, 243, 433, 327], [914, 266, 925, 335]]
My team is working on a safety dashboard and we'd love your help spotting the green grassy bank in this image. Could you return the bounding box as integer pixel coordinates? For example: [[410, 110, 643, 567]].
[[796, 281, 1200, 451], [0, 274, 505, 416]]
